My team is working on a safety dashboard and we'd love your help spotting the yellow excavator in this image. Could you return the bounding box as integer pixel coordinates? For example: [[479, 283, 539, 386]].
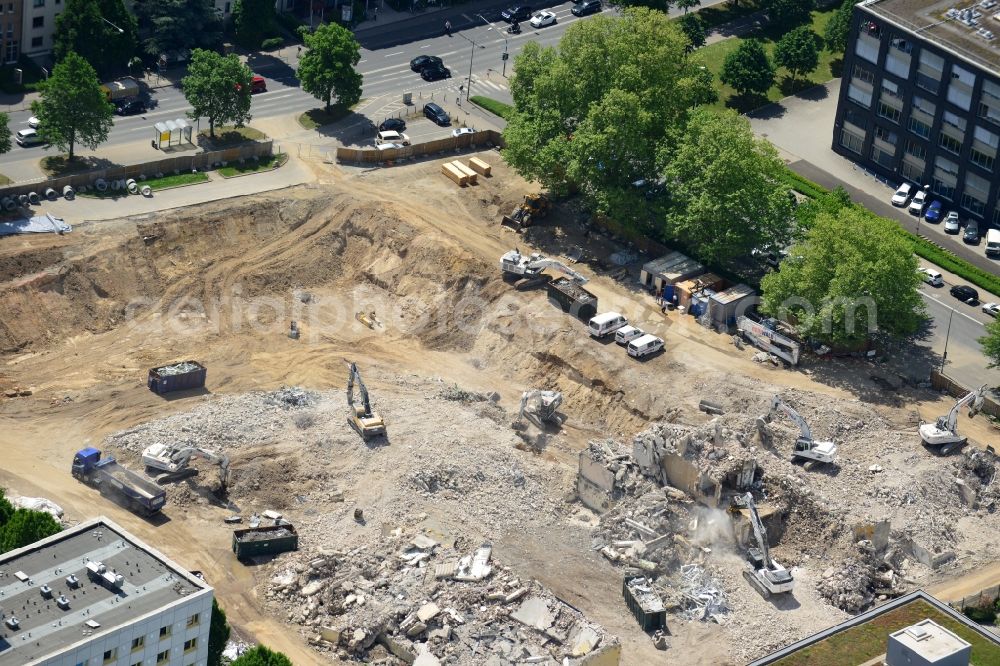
[[347, 361, 386, 442]]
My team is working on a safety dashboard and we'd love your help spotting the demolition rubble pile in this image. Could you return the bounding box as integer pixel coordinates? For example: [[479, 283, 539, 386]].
[[263, 533, 616, 665]]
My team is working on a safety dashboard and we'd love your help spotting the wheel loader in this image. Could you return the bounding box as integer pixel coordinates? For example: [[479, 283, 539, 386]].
[[500, 194, 551, 232]]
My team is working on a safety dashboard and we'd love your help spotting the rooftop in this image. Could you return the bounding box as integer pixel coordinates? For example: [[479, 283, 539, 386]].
[[890, 619, 971, 660], [862, 0, 1000, 74], [0, 517, 209, 665]]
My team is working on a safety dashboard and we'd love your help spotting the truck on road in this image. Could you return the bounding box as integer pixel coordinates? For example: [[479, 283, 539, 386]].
[[71, 447, 166, 516]]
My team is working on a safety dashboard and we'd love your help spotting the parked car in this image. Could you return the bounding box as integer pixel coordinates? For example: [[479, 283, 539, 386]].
[[943, 211, 961, 234], [908, 188, 929, 215], [27, 116, 40, 129], [421, 65, 451, 81], [410, 55, 443, 72], [963, 220, 980, 244], [379, 118, 406, 132], [116, 99, 147, 116], [251, 75, 267, 93], [950, 284, 980, 304], [891, 182, 914, 206], [614, 325, 644, 345], [423, 102, 450, 126], [529, 10, 556, 27], [452, 127, 476, 137], [983, 302, 1000, 318], [571, 0, 602, 16], [501, 5, 533, 22], [377, 129, 410, 145], [15, 128, 44, 147], [923, 200, 943, 223], [918, 267, 944, 287], [627, 334, 664, 359]]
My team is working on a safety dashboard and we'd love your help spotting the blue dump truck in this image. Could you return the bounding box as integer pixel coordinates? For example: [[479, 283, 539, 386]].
[[71, 447, 166, 516]]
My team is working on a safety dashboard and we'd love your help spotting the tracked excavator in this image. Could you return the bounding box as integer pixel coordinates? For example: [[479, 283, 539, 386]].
[[500, 249, 589, 290], [756, 395, 838, 464], [919, 385, 987, 454], [732, 493, 794, 599], [141, 444, 231, 488], [516, 389, 564, 430], [347, 361, 386, 442]]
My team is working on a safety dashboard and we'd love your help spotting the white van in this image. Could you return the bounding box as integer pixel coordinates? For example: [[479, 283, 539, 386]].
[[987, 229, 1000, 257], [589, 312, 627, 338], [627, 334, 664, 358], [615, 325, 644, 345]]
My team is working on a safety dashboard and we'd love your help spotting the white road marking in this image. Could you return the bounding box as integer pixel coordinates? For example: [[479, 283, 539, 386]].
[[385, 50, 405, 57], [919, 291, 985, 327]]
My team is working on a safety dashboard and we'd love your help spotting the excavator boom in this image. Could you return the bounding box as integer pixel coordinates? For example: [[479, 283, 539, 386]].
[[346, 361, 386, 442]]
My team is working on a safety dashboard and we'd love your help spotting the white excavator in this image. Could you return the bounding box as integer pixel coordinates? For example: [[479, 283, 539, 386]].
[[919, 385, 987, 454], [347, 361, 386, 442], [141, 444, 231, 488], [500, 249, 589, 290], [732, 492, 795, 599], [756, 395, 838, 464], [516, 389, 564, 430]]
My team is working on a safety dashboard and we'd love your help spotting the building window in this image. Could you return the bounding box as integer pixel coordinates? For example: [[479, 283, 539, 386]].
[[225, 1, 231, 11], [848, 81, 872, 108], [840, 127, 865, 155], [187, 613, 201, 627], [939, 110, 966, 154], [970, 125, 998, 171], [876, 79, 902, 123], [855, 21, 882, 64], [916, 49, 944, 92], [932, 156, 958, 200], [871, 144, 895, 168], [32, 0, 43, 6], [5, 3, 11, 12], [900, 159, 924, 182], [132, 662, 142, 666], [948, 64, 976, 111], [908, 95, 935, 139], [157, 650, 170, 664], [886, 37, 912, 78], [103, 648, 118, 664], [132, 636, 145, 652], [939, 133, 962, 154], [5, 22, 12, 37], [961, 172, 989, 217], [904, 138, 926, 160], [184, 637, 198, 652], [31, 36, 41, 47], [877, 101, 901, 123], [853, 63, 875, 85], [978, 79, 1000, 126], [32, 15, 43, 27], [992, 204, 1000, 226], [160, 625, 172, 639], [4, 39, 17, 64]]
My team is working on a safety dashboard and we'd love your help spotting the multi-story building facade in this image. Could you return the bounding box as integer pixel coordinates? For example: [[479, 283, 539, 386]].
[[0, 517, 213, 666], [833, 0, 1000, 228], [19, 0, 62, 61], [1, 0, 22, 64]]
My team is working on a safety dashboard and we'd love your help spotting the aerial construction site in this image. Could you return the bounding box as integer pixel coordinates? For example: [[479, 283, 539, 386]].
[[0, 154, 998, 665]]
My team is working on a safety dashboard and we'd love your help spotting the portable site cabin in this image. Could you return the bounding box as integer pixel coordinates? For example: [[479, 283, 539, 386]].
[[675, 273, 724, 309], [709, 284, 757, 329], [638, 252, 705, 300]]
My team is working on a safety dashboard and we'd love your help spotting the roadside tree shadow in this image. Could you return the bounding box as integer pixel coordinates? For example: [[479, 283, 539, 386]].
[[245, 53, 300, 87], [778, 77, 829, 99], [748, 101, 787, 120], [726, 92, 773, 115]]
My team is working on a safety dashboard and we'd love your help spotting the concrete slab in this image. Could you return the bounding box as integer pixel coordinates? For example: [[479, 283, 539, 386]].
[[512, 597, 554, 631]]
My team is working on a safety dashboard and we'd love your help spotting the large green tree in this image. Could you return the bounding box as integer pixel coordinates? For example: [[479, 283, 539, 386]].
[[720, 39, 775, 97], [231, 646, 293, 666], [0, 488, 15, 527], [31, 53, 114, 160], [761, 207, 925, 348], [182, 49, 253, 138], [132, 0, 223, 58], [0, 112, 11, 155], [503, 8, 715, 222], [679, 14, 707, 51], [980, 318, 1000, 369], [0, 508, 61, 553], [762, 0, 814, 31], [297, 22, 363, 114], [54, 0, 138, 79], [824, 0, 853, 54], [233, 0, 276, 50], [662, 108, 795, 266], [208, 599, 231, 666], [774, 26, 819, 81]]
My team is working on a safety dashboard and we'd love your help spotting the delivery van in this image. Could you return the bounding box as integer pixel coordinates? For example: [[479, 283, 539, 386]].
[[986, 229, 1000, 257], [627, 334, 664, 358], [589, 312, 627, 338]]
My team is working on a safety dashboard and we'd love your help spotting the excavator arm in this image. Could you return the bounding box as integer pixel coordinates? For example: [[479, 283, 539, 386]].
[[743, 493, 774, 570], [525, 258, 589, 285], [768, 396, 813, 442]]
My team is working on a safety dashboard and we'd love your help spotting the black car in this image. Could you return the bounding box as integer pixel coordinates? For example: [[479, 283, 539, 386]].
[[501, 5, 532, 22], [378, 118, 407, 132], [410, 55, 443, 72], [423, 102, 450, 126], [950, 284, 980, 304], [963, 220, 980, 244], [116, 99, 147, 116], [421, 65, 451, 81], [571, 0, 602, 16]]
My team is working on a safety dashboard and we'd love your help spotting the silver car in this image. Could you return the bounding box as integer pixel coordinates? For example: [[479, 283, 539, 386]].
[[943, 211, 961, 234]]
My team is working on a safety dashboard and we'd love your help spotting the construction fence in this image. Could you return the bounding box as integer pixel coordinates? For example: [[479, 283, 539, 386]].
[[0, 141, 274, 200], [950, 584, 1000, 611], [336, 130, 504, 165], [930, 370, 1000, 420]]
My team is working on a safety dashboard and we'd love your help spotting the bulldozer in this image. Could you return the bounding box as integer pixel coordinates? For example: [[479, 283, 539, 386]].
[[500, 194, 551, 232]]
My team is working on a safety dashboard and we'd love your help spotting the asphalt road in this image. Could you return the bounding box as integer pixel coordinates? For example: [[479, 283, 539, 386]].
[[917, 283, 1000, 390]]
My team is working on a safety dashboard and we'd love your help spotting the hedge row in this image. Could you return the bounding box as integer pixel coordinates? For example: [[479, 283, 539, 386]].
[[469, 95, 514, 120]]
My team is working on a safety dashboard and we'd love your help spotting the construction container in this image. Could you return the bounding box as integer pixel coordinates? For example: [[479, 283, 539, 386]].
[[689, 289, 717, 318], [709, 283, 757, 329], [547, 277, 598, 322], [450, 160, 478, 185], [622, 575, 667, 632], [638, 252, 705, 299], [147, 361, 207, 395], [232, 524, 299, 560], [675, 273, 724, 310], [468, 157, 491, 176], [441, 162, 468, 186]]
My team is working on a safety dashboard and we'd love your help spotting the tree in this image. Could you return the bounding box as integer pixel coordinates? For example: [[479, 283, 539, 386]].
[[182, 49, 253, 138], [762, 0, 814, 31], [54, 0, 138, 79], [208, 599, 231, 666], [676, 0, 701, 12], [0, 508, 61, 553], [231, 646, 293, 666], [679, 14, 707, 51], [297, 22, 363, 114], [824, 0, 853, 54], [761, 206, 925, 348], [774, 26, 819, 81], [31, 53, 114, 160], [980, 318, 1000, 369], [233, 0, 276, 50], [794, 185, 851, 229], [720, 39, 775, 97], [132, 0, 223, 58], [503, 8, 716, 223], [662, 108, 795, 266], [0, 488, 15, 527], [0, 112, 11, 155]]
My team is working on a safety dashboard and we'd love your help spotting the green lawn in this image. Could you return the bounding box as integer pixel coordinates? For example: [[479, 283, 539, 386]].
[[697, 7, 841, 112], [470, 95, 514, 120], [217, 153, 287, 177], [772, 600, 1000, 666], [79, 171, 209, 198], [198, 125, 267, 147], [297, 102, 360, 130], [0, 174, 10, 185]]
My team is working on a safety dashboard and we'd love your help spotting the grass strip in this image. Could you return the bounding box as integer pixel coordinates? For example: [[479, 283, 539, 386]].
[[470, 95, 514, 120]]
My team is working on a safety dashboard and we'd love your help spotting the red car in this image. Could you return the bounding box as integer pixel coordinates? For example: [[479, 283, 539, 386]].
[[251, 75, 266, 93]]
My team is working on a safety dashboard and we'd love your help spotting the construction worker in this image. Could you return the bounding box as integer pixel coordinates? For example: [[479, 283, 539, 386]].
[[445, 20, 452, 35]]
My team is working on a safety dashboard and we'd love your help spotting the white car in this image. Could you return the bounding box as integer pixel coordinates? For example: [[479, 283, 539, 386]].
[[452, 127, 476, 137], [529, 10, 557, 27], [983, 302, 1000, 318], [891, 182, 913, 206], [376, 130, 410, 145], [908, 188, 928, 215], [27, 116, 40, 129], [374, 142, 404, 151], [15, 128, 44, 147], [614, 325, 644, 345], [943, 211, 961, 234], [917, 267, 943, 287]]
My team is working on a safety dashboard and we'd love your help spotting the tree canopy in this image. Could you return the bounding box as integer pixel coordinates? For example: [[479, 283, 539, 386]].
[[208, 599, 231, 666], [54, 0, 138, 79], [662, 108, 795, 266], [297, 22, 363, 113], [182, 49, 253, 138], [132, 0, 223, 58], [761, 0, 814, 32], [0, 489, 62, 555], [0, 112, 11, 155], [720, 39, 775, 97], [824, 0, 853, 54], [678, 14, 707, 51], [979, 318, 1000, 369], [231, 646, 294, 666], [503, 7, 715, 220], [774, 26, 819, 81], [233, 0, 276, 50], [761, 206, 925, 348], [31, 53, 114, 160]]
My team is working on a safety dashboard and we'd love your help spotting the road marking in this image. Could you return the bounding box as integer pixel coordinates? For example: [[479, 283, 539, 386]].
[[919, 291, 986, 327], [359, 59, 367, 63], [384, 51, 405, 57]]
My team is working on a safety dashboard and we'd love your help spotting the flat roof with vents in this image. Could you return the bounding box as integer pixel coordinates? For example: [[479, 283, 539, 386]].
[[890, 619, 971, 661], [0, 517, 209, 665]]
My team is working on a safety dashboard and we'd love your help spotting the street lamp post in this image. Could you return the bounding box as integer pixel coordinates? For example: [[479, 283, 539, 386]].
[[456, 32, 477, 102], [100, 16, 125, 34], [478, 13, 509, 77], [940, 306, 954, 372]]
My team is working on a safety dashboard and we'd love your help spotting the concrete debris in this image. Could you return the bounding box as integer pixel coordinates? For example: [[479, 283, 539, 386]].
[[264, 386, 318, 408], [512, 597, 554, 631], [678, 564, 728, 623], [221, 640, 252, 660], [439, 384, 488, 402], [155, 361, 202, 376], [576, 439, 650, 512]]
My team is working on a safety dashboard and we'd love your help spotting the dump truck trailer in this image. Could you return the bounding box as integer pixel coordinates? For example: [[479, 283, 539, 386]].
[[148, 360, 207, 394], [232, 524, 299, 560], [71, 447, 166, 516]]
